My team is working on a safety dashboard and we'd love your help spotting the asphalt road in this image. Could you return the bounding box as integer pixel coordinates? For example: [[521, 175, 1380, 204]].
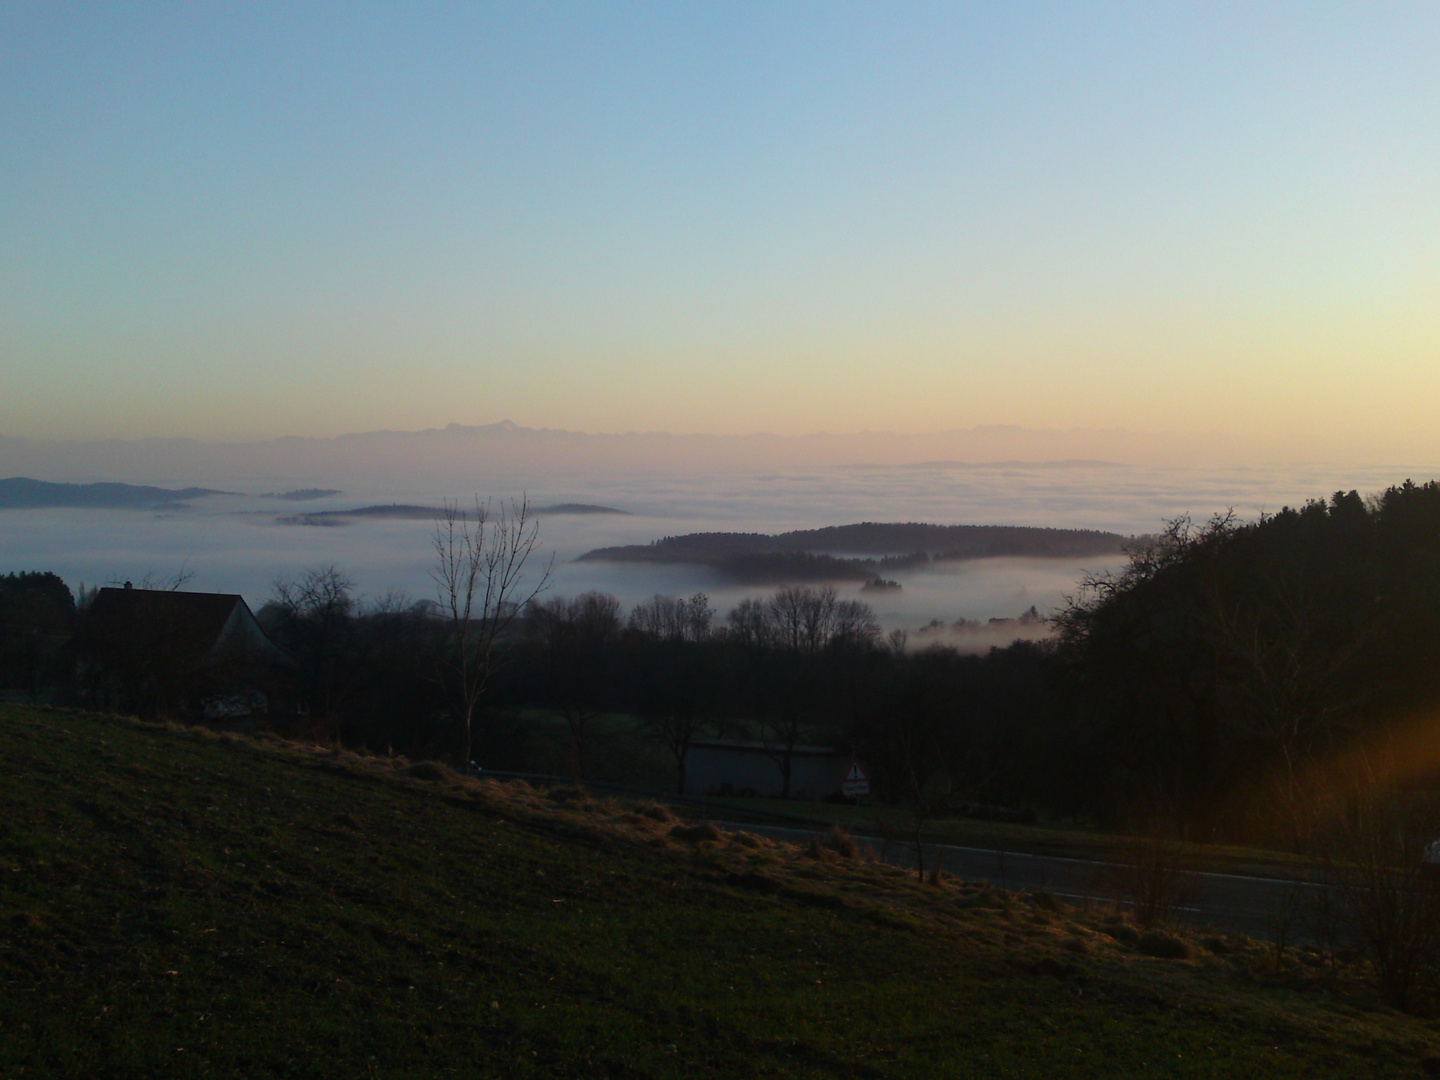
[[485, 771, 1323, 940], [719, 821, 1325, 940]]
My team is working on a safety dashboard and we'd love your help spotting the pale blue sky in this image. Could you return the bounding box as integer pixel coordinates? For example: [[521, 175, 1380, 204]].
[[3, 2, 1437, 457]]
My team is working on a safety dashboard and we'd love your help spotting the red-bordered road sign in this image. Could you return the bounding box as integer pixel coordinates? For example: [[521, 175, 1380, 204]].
[[841, 759, 870, 798]]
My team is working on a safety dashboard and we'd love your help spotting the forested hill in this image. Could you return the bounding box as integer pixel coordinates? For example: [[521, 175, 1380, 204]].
[[771, 523, 1125, 557], [578, 523, 1128, 583], [276, 502, 629, 525], [0, 477, 230, 509], [1052, 478, 1440, 839]]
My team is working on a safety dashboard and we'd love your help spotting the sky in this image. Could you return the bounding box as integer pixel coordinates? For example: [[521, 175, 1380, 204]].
[[3, 2, 1438, 460]]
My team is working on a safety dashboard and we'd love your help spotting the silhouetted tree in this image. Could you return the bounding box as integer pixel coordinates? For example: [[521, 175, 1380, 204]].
[[1055, 481, 1440, 840], [0, 572, 75, 696], [431, 496, 553, 766], [526, 591, 620, 777], [628, 592, 713, 641], [726, 586, 881, 796], [261, 565, 357, 736], [627, 593, 720, 791]]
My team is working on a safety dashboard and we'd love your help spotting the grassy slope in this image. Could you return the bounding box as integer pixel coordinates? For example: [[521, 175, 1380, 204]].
[[511, 707, 1312, 875], [2, 706, 1438, 1078], [720, 798, 1317, 876]]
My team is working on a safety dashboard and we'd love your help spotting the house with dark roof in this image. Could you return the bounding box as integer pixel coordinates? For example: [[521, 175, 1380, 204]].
[[74, 587, 286, 719]]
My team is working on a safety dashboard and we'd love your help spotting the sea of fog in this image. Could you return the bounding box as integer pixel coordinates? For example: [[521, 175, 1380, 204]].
[[2, 461, 1431, 640]]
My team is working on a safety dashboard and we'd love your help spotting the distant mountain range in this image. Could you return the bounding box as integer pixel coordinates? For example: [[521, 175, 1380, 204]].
[[0, 477, 232, 509], [0, 421, 1186, 486], [579, 522, 1129, 584], [0, 421, 1419, 486]]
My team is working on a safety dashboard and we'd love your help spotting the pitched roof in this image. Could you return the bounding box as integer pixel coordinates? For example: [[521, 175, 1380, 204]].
[[76, 588, 271, 667]]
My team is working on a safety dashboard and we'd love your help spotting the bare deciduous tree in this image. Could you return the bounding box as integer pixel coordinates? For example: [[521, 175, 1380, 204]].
[[1104, 832, 1198, 929], [118, 560, 196, 593], [265, 565, 358, 731], [431, 496, 553, 766], [725, 586, 880, 797], [628, 592, 713, 642], [763, 585, 879, 654], [1312, 776, 1440, 1011]]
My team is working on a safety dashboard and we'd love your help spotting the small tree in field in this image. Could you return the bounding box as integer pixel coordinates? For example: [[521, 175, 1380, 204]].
[[1317, 787, 1440, 1012], [431, 496, 552, 766]]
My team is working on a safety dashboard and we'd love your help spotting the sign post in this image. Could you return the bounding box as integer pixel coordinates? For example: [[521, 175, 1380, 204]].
[[841, 759, 870, 800]]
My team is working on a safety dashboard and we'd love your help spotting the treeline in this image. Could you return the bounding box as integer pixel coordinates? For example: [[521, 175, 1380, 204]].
[[0, 572, 75, 694], [710, 550, 923, 584], [0, 566, 1060, 806], [212, 476, 1440, 838], [9, 479, 1440, 839], [254, 576, 1046, 802], [490, 585, 1059, 802], [578, 522, 1129, 582], [0, 477, 226, 509], [1053, 479, 1440, 841]]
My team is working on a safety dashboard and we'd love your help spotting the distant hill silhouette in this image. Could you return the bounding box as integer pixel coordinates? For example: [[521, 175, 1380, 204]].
[[0, 477, 230, 509], [263, 488, 343, 501], [0, 420, 1223, 484], [579, 522, 1128, 583], [276, 502, 630, 526]]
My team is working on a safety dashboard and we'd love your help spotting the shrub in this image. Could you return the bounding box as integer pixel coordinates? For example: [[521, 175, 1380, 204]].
[[546, 785, 592, 804], [1138, 929, 1191, 959], [670, 823, 723, 844], [1103, 834, 1197, 927], [406, 761, 454, 783], [1108, 923, 1140, 946], [1314, 792, 1440, 1011], [827, 825, 860, 860], [957, 884, 1009, 910], [806, 835, 833, 861]]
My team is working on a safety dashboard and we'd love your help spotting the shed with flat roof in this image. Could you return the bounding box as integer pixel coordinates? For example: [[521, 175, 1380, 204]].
[[682, 739, 849, 800]]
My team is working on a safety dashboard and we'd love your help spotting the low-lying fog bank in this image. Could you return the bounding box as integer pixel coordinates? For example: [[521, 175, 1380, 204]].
[[1, 460, 1430, 642]]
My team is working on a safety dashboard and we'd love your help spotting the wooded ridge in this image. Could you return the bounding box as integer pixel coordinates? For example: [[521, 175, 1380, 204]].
[[578, 522, 1129, 582]]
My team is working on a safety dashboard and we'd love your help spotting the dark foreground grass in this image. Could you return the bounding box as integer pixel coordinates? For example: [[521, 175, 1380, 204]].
[[3, 705, 1439, 1078]]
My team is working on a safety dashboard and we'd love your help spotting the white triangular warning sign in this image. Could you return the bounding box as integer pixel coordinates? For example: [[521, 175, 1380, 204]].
[[841, 759, 870, 796]]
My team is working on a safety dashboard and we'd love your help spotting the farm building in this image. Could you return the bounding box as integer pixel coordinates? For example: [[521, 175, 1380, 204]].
[[683, 739, 851, 800], [74, 586, 286, 718]]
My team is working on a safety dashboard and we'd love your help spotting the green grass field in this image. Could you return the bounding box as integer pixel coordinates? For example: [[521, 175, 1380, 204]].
[[3, 704, 1439, 1078]]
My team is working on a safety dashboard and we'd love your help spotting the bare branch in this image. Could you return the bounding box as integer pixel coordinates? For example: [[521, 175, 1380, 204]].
[[431, 494, 553, 765]]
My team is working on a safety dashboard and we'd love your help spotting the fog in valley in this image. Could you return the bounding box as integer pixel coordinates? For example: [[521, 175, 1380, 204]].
[[4, 454, 1429, 645]]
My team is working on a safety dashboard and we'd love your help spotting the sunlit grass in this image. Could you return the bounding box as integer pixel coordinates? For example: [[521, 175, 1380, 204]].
[[2, 704, 1437, 1077]]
